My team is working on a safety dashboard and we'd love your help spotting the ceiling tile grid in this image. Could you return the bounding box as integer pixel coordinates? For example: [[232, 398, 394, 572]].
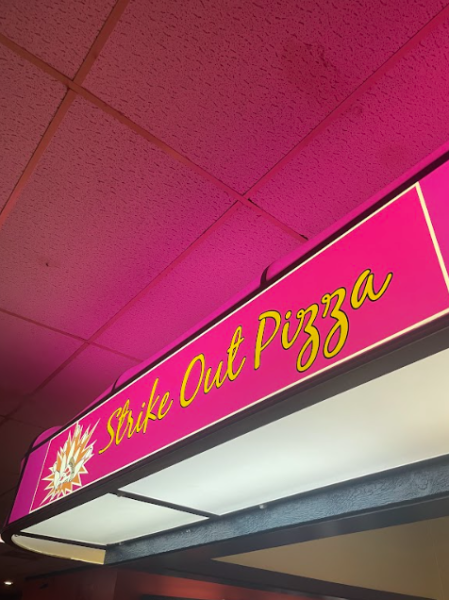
[[0, 96, 234, 339], [0, 44, 66, 212], [97, 204, 298, 359], [13, 345, 137, 430], [253, 18, 449, 237], [10, 203, 298, 431], [83, 0, 447, 192], [0, 311, 82, 396], [0, 0, 116, 77]]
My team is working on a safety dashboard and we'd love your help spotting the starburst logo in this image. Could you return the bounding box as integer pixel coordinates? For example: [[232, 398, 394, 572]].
[[42, 422, 98, 503]]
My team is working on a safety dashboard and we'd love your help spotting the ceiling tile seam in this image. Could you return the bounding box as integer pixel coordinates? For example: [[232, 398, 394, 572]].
[[0, 33, 305, 243], [244, 199, 307, 242], [84, 202, 241, 346], [66, 78, 240, 201], [244, 3, 449, 198], [0, 344, 140, 422], [17, 343, 89, 402], [73, 0, 131, 85], [0, 90, 76, 230], [87, 343, 142, 363], [0, 0, 134, 231], [62, 76, 307, 243], [6, 203, 241, 419], [0, 307, 143, 363], [0, 31, 242, 206], [0, 307, 87, 343], [0, 31, 71, 86]]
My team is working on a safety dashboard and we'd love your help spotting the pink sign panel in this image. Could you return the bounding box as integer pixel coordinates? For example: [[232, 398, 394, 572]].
[[9, 171, 449, 523]]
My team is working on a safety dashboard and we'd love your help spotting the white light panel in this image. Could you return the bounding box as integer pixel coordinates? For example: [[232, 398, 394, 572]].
[[24, 494, 205, 545], [122, 347, 449, 515]]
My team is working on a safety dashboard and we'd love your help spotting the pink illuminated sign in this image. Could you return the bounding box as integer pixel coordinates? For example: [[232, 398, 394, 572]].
[[9, 163, 449, 523]]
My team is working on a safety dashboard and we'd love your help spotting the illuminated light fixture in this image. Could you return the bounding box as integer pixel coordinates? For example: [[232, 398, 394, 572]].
[[120, 347, 449, 514], [3, 581, 13, 586], [25, 494, 206, 545], [3, 156, 449, 564]]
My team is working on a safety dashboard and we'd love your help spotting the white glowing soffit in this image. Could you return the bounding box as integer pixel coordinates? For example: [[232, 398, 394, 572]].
[[122, 346, 449, 515], [24, 494, 205, 545], [13, 534, 106, 564]]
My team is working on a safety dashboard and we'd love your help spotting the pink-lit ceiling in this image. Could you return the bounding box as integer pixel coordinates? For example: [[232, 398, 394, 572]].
[[1, 0, 449, 582]]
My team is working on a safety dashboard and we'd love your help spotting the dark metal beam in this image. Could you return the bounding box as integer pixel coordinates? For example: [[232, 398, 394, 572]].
[[106, 455, 449, 564], [16, 530, 106, 550], [114, 490, 217, 519]]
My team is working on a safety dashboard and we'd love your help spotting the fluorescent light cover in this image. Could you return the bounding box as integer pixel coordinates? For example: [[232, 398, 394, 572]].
[[24, 494, 205, 545], [122, 347, 449, 514]]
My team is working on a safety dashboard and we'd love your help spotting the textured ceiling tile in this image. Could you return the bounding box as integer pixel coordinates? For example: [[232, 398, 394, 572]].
[[0, 45, 66, 211], [0, 0, 116, 77], [84, 0, 446, 192], [0, 312, 82, 396], [97, 205, 298, 359], [14, 346, 137, 429], [0, 388, 23, 417], [254, 19, 449, 238], [0, 96, 233, 338]]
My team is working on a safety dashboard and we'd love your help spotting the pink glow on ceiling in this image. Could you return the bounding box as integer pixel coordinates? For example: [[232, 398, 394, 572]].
[[0, 0, 116, 77], [84, 0, 446, 192], [97, 204, 298, 359], [0, 45, 65, 211], [113, 275, 263, 391], [13, 346, 137, 430], [254, 18, 449, 237], [0, 311, 81, 396], [0, 96, 233, 339]]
